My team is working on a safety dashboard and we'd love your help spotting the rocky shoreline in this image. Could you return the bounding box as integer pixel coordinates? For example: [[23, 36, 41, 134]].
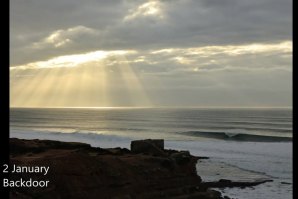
[[9, 138, 271, 199]]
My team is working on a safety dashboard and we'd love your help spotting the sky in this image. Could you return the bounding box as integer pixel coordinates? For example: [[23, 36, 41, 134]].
[[10, 0, 292, 108]]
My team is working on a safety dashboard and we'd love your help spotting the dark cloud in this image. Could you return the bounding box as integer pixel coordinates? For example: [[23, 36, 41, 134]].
[[10, 0, 126, 33], [10, 0, 292, 66], [10, 0, 292, 107]]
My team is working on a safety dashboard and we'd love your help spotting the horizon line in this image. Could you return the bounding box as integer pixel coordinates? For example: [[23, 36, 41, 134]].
[[9, 106, 292, 109]]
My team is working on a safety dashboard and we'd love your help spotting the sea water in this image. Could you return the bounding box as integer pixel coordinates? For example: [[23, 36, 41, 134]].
[[10, 108, 292, 199]]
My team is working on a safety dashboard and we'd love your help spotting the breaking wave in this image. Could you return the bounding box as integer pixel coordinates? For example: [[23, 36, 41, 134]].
[[181, 131, 292, 142]]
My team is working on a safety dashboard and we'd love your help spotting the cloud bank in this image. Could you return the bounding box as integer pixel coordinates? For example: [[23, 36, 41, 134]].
[[10, 0, 292, 107]]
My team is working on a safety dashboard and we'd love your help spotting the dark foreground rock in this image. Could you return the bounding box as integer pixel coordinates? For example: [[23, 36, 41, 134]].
[[131, 139, 166, 157], [9, 138, 271, 199], [201, 179, 273, 189]]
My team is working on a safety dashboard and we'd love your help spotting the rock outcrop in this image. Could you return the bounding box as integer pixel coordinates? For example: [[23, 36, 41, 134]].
[[9, 138, 225, 199], [130, 139, 165, 156], [9, 138, 272, 199]]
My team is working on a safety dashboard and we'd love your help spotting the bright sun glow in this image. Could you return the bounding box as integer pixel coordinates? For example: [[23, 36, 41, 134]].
[[141, 2, 159, 15], [152, 41, 292, 57], [32, 26, 97, 49], [10, 50, 151, 108], [11, 50, 136, 70], [124, 1, 164, 21]]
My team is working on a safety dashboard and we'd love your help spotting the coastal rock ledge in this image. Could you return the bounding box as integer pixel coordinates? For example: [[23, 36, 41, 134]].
[[8, 138, 265, 199]]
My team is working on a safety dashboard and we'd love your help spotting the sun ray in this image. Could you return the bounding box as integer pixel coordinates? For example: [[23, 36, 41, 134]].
[[10, 68, 52, 107], [52, 67, 75, 107], [41, 66, 66, 107], [10, 69, 29, 107], [98, 61, 109, 107], [116, 55, 152, 107]]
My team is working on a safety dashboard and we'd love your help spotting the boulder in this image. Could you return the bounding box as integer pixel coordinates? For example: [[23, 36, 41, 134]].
[[170, 151, 192, 165], [130, 139, 165, 156], [218, 179, 232, 183]]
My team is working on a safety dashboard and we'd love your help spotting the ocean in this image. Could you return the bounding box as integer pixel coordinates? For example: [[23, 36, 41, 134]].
[[10, 108, 292, 199]]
